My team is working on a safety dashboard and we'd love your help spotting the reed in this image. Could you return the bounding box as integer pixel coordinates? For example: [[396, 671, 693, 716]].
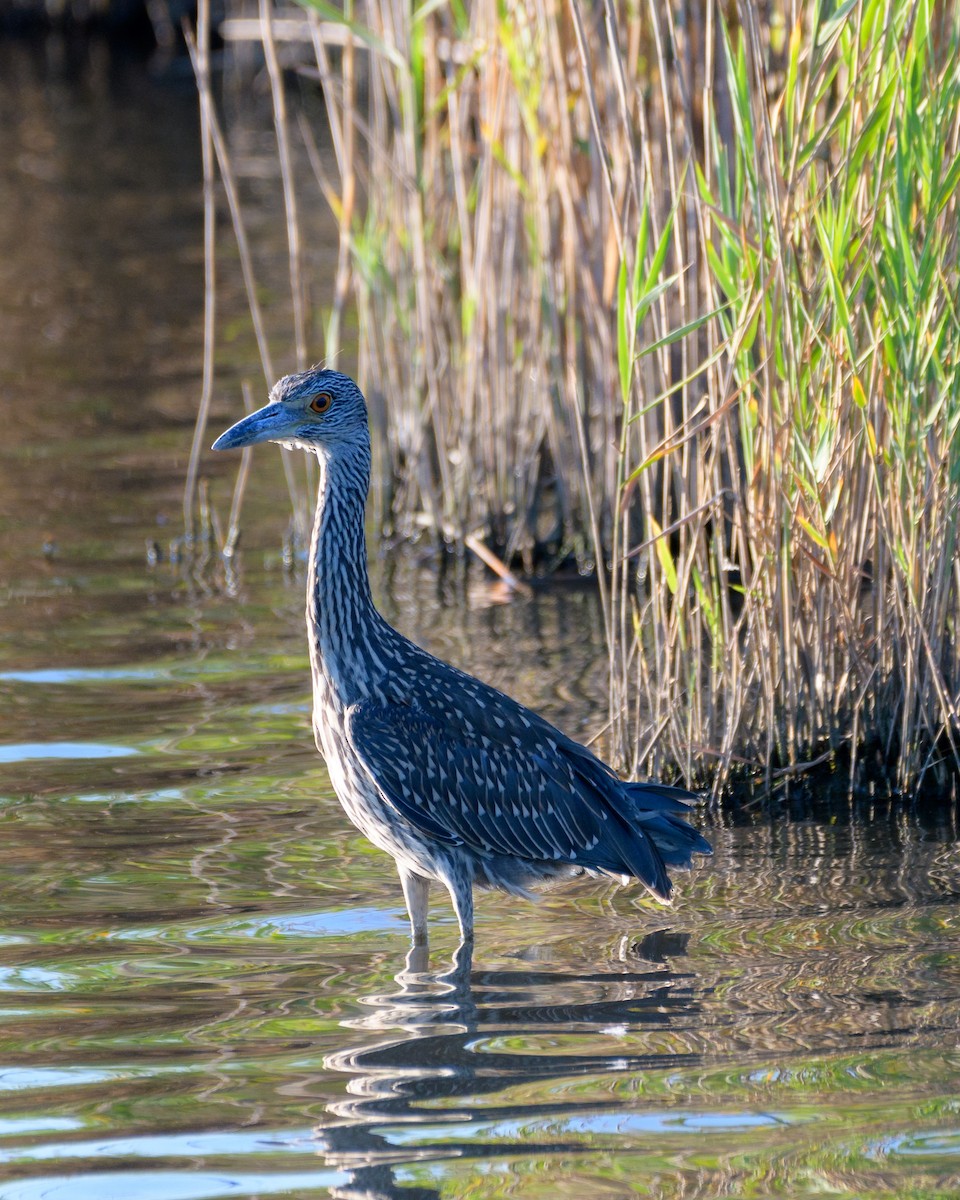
[[197, 0, 960, 793]]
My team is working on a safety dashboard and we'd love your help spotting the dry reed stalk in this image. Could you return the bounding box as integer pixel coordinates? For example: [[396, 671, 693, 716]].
[[183, 0, 217, 541], [223, 380, 256, 560], [185, 22, 313, 547], [198, 0, 960, 794], [261, 0, 308, 371]]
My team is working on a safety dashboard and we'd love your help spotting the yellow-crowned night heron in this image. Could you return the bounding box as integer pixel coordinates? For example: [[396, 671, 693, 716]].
[[213, 369, 711, 944]]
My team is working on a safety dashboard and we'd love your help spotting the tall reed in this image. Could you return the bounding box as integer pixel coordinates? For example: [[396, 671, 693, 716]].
[[196, 0, 960, 793]]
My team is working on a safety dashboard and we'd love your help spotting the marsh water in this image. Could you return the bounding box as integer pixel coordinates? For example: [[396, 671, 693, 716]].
[[1, 35, 959, 1200]]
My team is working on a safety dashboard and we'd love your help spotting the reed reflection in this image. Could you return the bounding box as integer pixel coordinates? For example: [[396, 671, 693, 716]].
[[314, 931, 699, 1199]]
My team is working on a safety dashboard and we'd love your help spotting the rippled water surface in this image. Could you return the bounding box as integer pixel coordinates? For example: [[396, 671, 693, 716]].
[[2, 34, 960, 1200]]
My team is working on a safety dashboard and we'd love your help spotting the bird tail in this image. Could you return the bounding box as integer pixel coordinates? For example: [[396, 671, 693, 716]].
[[603, 817, 674, 900], [591, 779, 712, 902], [621, 781, 713, 868], [564, 745, 712, 901]]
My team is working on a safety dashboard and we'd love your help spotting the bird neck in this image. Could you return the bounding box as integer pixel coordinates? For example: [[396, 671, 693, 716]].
[[307, 444, 383, 694]]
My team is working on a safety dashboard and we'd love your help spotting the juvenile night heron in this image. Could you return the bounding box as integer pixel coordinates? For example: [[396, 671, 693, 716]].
[[213, 368, 711, 944]]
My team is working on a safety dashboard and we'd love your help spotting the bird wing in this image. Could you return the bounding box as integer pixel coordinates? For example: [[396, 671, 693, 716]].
[[345, 697, 677, 897]]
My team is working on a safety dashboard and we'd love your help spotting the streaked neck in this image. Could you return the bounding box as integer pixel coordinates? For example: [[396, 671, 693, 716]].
[[306, 445, 381, 692]]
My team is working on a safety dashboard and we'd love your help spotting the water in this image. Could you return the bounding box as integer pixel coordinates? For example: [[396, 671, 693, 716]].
[[1, 34, 960, 1200]]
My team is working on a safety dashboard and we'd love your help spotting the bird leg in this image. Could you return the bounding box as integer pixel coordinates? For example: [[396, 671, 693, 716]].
[[442, 873, 474, 945], [398, 866, 431, 944]]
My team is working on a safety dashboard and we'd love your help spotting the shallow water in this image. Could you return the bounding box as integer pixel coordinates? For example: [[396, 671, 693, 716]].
[[1, 34, 960, 1200]]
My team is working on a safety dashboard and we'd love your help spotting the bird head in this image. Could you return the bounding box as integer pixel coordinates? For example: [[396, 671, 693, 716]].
[[212, 369, 369, 456]]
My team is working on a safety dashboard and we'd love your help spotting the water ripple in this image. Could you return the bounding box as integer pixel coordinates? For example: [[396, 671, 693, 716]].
[[0, 743, 140, 764]]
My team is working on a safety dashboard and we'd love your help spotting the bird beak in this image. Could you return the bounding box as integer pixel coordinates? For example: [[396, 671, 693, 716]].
[[211, 402, 290, 451]]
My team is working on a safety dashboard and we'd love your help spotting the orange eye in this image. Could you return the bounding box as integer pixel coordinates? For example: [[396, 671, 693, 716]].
[[310, 392, 333, 414]]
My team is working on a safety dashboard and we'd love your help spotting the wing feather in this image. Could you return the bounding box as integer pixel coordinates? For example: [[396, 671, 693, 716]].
[[346, 680, 709, 899], [347, 701, 614, 865], [346, 698, 700, 903]]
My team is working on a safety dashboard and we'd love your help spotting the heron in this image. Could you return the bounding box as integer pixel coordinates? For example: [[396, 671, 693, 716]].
[[212, 368, 711, 945]]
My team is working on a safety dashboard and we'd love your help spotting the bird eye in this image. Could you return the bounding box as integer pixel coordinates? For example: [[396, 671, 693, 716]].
[[309, 392, 333, 414]]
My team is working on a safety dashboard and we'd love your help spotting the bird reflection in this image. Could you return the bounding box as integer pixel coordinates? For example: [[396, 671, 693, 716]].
[[313, 931, 697, 1199]]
